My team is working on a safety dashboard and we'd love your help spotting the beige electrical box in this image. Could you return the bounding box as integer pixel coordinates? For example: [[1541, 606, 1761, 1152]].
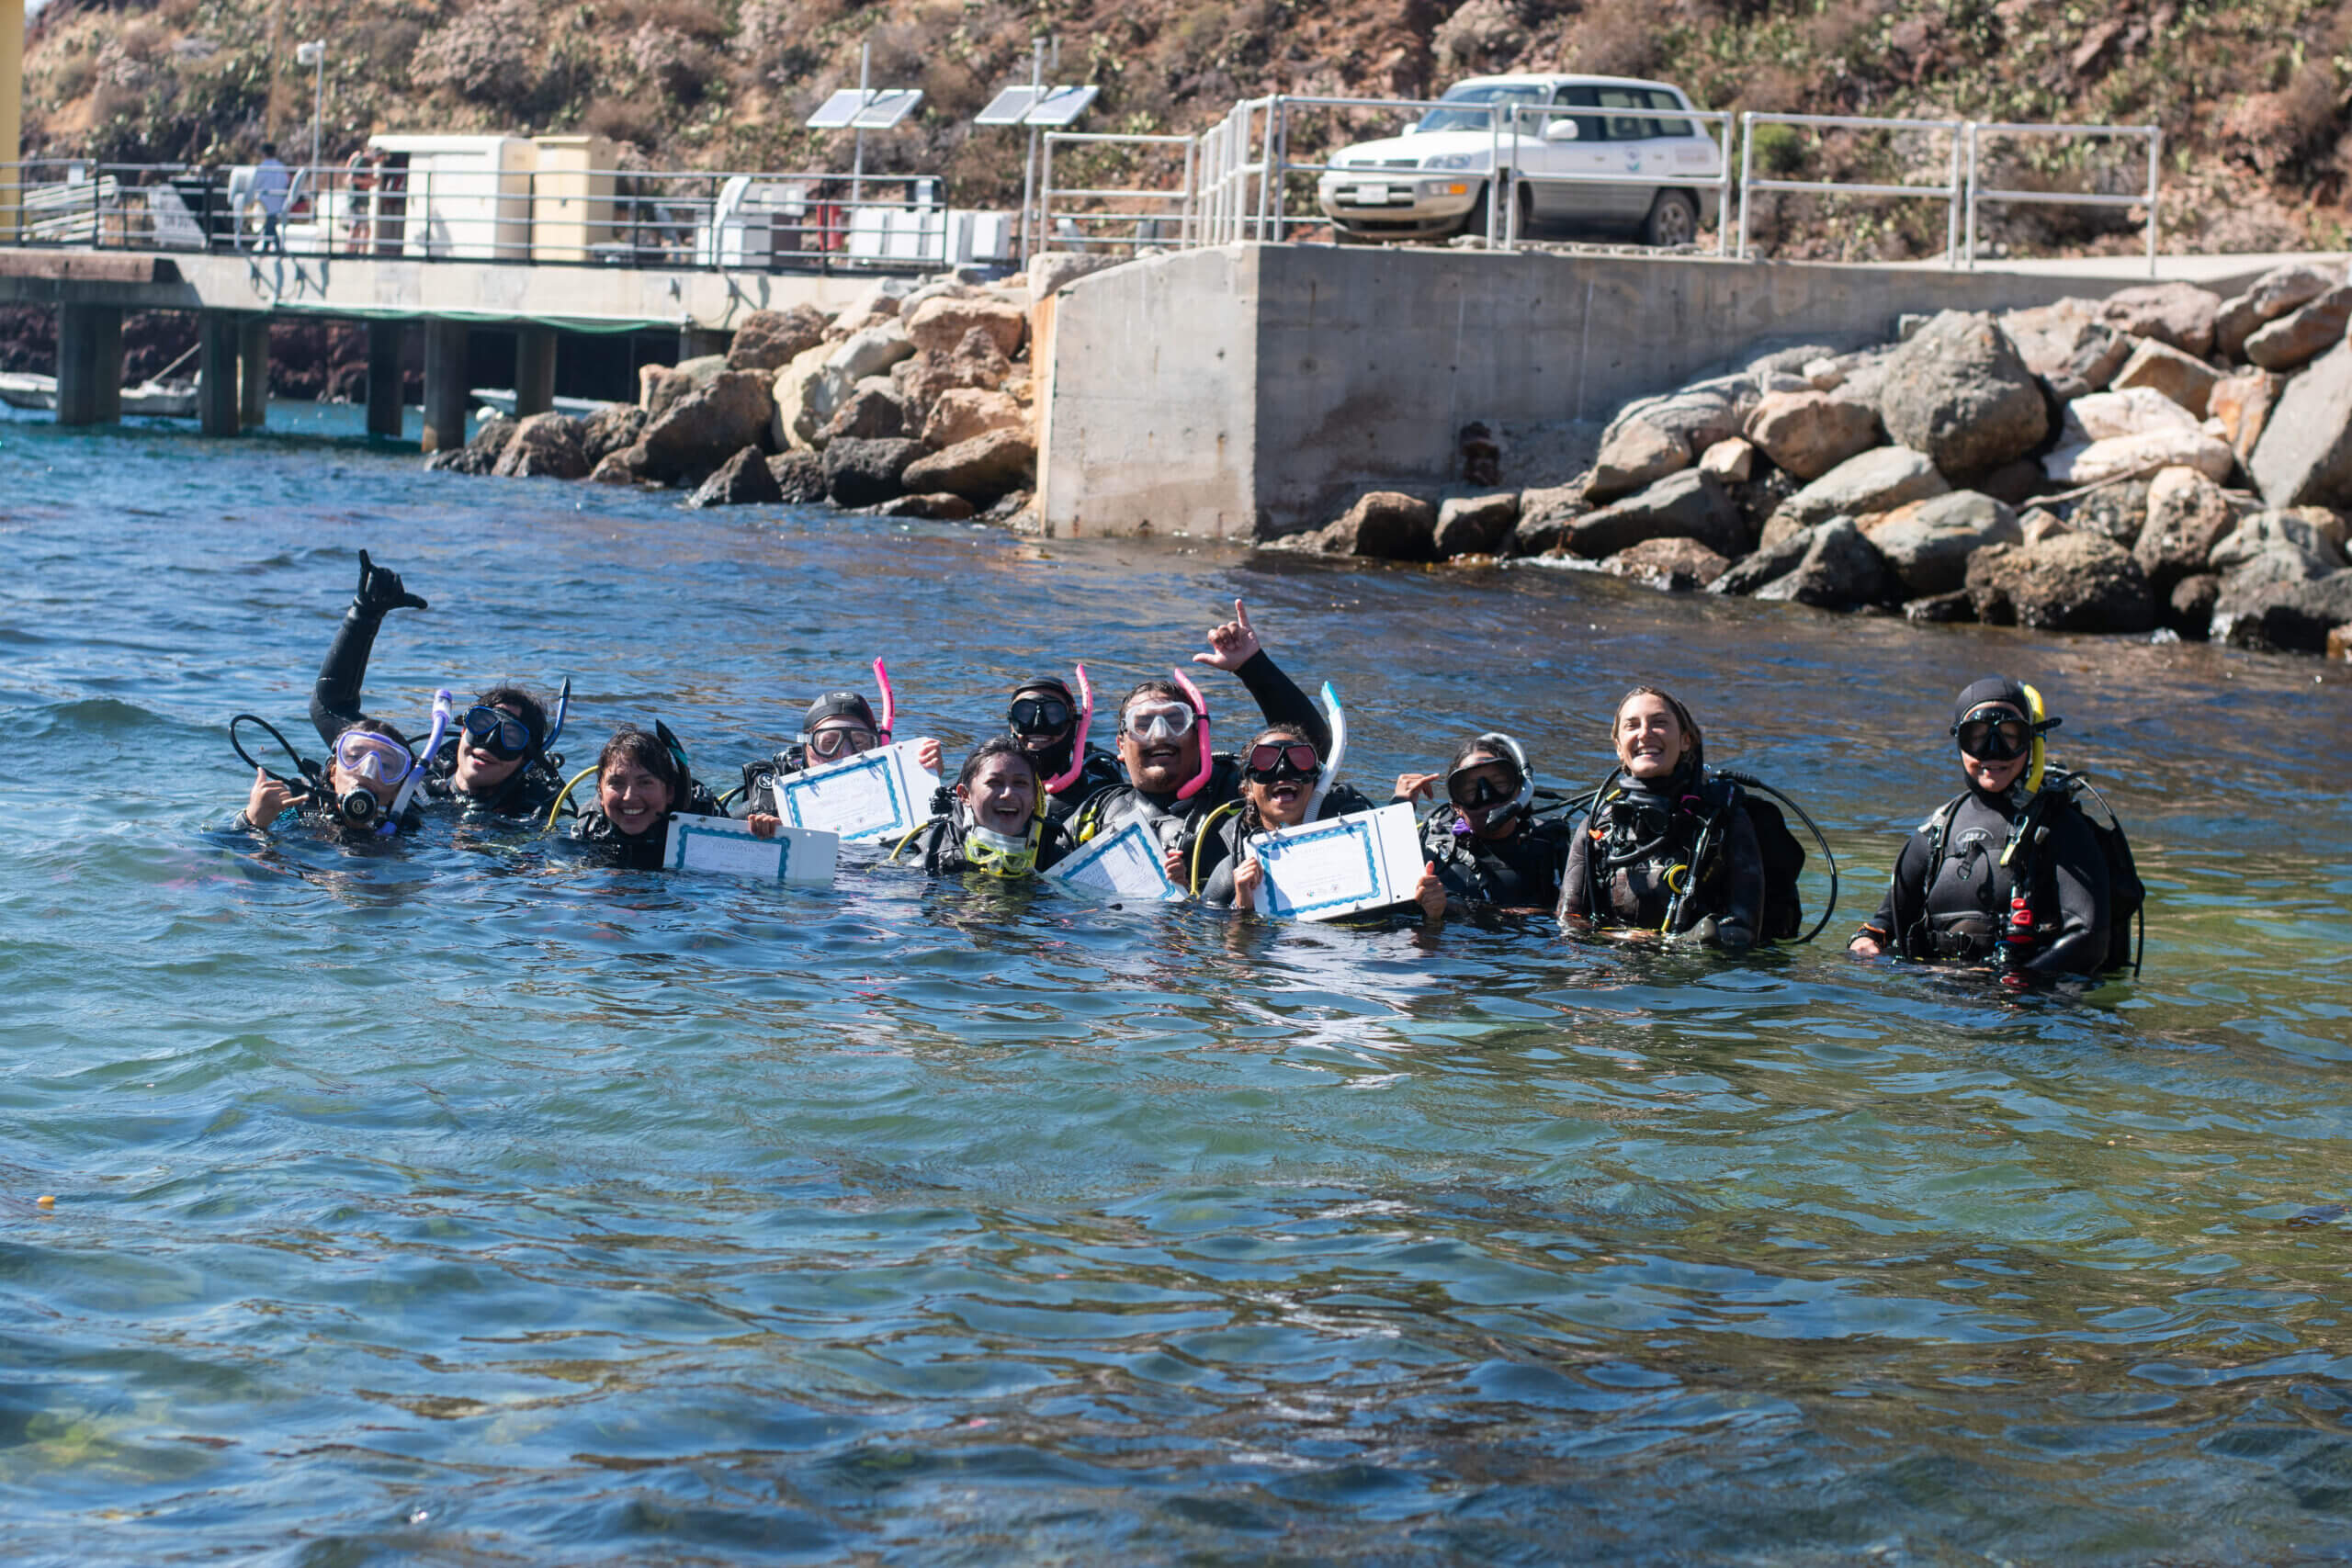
[[530, 134, 618, 263]]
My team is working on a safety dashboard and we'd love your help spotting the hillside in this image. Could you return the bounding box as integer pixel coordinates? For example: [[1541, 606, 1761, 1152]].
[[17, 0, 2352, 261]]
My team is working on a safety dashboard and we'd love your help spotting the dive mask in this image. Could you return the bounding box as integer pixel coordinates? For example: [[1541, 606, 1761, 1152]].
[[1010, 695, 1073, 734], [462, 705, 535, 761], [333, 729, 415, 784], [1447, 766, 1521, 812], [1244, 741, 1320, 783], [1123, 702, 1196, 743], [808, 722, 879, 761], [1951, 705, 2053, 762], [963, 823, 1039, 877]]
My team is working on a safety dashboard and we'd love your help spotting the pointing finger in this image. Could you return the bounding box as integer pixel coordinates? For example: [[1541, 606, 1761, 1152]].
[[1232, 598, 1252, 629]]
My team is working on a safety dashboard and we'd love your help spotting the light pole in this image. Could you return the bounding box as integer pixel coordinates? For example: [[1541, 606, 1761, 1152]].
[[294, 40, 325, 180]]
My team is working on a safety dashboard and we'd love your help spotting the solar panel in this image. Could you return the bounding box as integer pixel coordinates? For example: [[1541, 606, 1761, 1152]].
[[975, 86, 1044, 127], [1023, 85, 1099, 127], [853, 88, 924, 129], [805, 89, 869, 130]]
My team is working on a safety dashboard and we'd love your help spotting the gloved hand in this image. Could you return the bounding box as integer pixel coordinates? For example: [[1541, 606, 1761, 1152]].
[[353, 549, 427, 615], [1687, 916, 1755, 952]]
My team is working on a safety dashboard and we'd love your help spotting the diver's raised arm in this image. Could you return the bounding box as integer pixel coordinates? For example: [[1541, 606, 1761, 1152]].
[[309, 550, 427, 747], [1193, 599, 1329, 752]]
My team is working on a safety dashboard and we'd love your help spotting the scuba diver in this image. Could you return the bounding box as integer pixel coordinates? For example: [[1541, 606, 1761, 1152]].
[[1850, 676, 2136, 980], [1071, 600, 1332, 886], [235, 716, 436, 840], [892, 737, 1077, 878], [734, 671, 944, 819], [1396, 733, 1577, 919], [1557, 687, 1767, 949], [309, 551, 570, 818], [568, 723, 726, 871], [1194, 722, 1442, 923], [1004, 669, 1122, 821]]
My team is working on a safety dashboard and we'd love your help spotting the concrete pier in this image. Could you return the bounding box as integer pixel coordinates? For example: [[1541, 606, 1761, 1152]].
[[366, 321, 403, 439], [421, 320, 469, 455], [514, 328, 558, 419], [54, 302, 121, 426], [237, 315, 268, 431]]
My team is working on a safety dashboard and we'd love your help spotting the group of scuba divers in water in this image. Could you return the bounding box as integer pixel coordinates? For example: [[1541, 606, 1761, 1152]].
[[231, 552, 2146, 982]]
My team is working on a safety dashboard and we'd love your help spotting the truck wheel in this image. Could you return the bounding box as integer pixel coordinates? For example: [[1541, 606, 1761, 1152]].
[[1640, 190, 1699, 249]]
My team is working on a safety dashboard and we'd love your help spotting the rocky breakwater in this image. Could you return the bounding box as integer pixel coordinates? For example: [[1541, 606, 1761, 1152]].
[[1271, 266, 2352, 660], [425, 253, 1125, 525]]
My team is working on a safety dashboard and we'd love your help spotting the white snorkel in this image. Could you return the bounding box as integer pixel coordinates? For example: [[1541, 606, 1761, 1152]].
[[1305, 681, 1347, 818], [381, 688, 455, 834]]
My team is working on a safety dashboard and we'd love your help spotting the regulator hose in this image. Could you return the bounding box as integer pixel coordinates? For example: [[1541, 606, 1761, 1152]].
[[1715, 768, 1839, 943], [229, 714, 322, 797]]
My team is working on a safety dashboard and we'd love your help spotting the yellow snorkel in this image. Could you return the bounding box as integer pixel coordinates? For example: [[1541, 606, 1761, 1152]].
[[2018, 682, 2049, 795]]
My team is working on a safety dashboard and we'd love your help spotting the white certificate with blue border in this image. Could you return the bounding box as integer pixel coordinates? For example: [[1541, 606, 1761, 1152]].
[[664, 815, 840, 884], [776, 739, 939, 842], [1250, 803, 1425, 921], [1048, 818, 1183, 902]]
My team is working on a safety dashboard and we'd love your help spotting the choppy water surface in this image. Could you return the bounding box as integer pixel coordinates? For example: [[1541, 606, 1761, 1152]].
[[4, 405, 2350, 1565]]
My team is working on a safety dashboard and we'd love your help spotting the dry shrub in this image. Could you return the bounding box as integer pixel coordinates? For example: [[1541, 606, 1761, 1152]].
[[1802, 0, 1880, 59], [48, 55, 96, 102], [1568, 0, 1660, 80], [648, 0, 732, 41], [628, 21, 718, 103], [413, 0, 545, 105], [2222, 64, 2342, 174], [584, 94, 663, 148]]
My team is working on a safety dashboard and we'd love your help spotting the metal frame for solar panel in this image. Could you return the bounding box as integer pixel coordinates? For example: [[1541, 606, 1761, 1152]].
[[975, 86, 1044, 127], [1023, 86, 1099, 127]]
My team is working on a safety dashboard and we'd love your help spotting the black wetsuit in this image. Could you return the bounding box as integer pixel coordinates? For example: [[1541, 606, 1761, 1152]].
[[1195, 784, 1378, 907], [571, 781, 726, 871], [1857, 781, 2109, 976], [311, 595, 564, 820], [1036, 741, 1125, 824], [902, 814, 1077, 877], [238, 792, 424, 841], [1415, 807, 1576, 918], [1073, 650, 1331, 881], [1559, 770, 1764, 947]]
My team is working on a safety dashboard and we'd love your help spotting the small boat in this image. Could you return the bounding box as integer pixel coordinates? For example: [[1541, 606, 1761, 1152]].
[[0, 371, 201, 418], [471, 388, 607, 419]]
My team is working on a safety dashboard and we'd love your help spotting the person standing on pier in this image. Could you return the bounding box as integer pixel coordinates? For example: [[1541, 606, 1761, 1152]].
[[254, 144, 293, 254]]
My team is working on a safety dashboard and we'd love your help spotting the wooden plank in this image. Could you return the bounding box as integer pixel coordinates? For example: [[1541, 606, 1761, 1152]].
[[0, 249, 176, 284]]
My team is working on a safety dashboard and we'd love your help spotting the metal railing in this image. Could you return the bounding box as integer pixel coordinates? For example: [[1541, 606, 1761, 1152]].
[[1964, 121, 2162, 276], [0, 158, 1018, 274], [1036, 131, 1196, 254], [1194, 98, 1277, 246], [1737, 112, 1967, 265]]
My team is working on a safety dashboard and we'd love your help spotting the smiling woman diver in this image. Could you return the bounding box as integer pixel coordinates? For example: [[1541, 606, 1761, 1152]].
[[1195, 723, 1442, 925], [568, 724, 725, 871], [892, 738, 1077, 878]]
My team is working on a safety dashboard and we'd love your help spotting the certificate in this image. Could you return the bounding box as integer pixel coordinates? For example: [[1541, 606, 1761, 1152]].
[[1048, 818, 1183, 902], [665, 815, 839, 885], [1250, 802, 1426, 921], [775, 739, 940, 842]]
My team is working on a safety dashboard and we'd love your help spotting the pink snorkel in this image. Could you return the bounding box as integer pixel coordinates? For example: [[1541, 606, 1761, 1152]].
[[1041, 663, 1094, 795], [871, 657, 897, 744], [1170, 669, 1212, 801]]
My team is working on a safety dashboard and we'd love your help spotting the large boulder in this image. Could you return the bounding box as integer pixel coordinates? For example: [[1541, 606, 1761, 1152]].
[[899, 427, 1037, 502], [1743, 390, 1882, 480], [1780, 445, 1949, 528], [768, 449, 827, 503], [820, 382, 908, 444], [2100, 282, 2222, 358], [1284, 491, 1438, 560], [2211, 369, 2281, 462], [1588, 416, 1689, 500], [587, 443, 650, 485], [2207, 510, 2350, 578], [2132, 466, 2239, 594], [2067, 478, 2153, 544], [2002, 298, 2132, 400], [826, 276, 915, 337], [2244, 286, 2352, 373], [639, 369, 776, 483], [686, 445, 786, 508], [1027, 251, 1123, 299], [2248, 339, 2352, 508], [1434, 492, 1521, 558], [1753, 517, 1891, 608], [490, 412, 590, 479], [2043, 428, 2235, 488], [1509, 481, 1589, 555], [1877, 310, 2049, 479], [2167, 572, 2221, 637], [1966, 534, 2154, 631], [2215, 263, 2340, 360], [821, 436, 925, 507], [773, 344, 856, 451], [1596, 387, 1744, 487], [1605, 536, 1731, 591], [579, 402, 648, 468], [1709, 525, 1816, 595], [2212, 563, 2352, 651], [424, 413, 515, 475], [827, 322, 917, 382], [1699, 436, 1755, 481], [904, 295, 1028, 359], [2109, 338, 2222, 417], [895, 328, 1017, 425], [2063, 386, 2199, 445], [1562, 469, 1746, 559], [639, 355, 726, 417], [725, 305, 830, 372], [921, 388, 1025, 449], [1864, 490, 2022, 597]]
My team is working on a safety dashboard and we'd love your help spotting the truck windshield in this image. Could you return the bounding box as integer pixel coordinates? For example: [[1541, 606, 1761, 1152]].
[[1414, 85, 1551, 135]]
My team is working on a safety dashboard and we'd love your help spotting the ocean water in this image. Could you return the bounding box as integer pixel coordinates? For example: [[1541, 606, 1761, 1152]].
[[3, 403, 2350, 1566]]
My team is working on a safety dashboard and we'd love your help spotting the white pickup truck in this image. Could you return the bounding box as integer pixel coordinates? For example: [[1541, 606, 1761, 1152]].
[[1315, 73, 1724, 246]]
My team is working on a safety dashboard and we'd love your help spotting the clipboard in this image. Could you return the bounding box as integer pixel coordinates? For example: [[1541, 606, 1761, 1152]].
[[1250, 802, 1426, 921], [664, 814, 840, 884], [1048, 818, 1184, 902], [775, 739, 940, 842]]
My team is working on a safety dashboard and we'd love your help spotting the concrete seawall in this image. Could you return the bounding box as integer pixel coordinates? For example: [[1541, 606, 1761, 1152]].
[[1040, 244, 2289, 540]]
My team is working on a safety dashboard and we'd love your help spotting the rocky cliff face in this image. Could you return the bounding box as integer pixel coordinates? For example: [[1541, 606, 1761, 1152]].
[[19, 0, 2352, 262]]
